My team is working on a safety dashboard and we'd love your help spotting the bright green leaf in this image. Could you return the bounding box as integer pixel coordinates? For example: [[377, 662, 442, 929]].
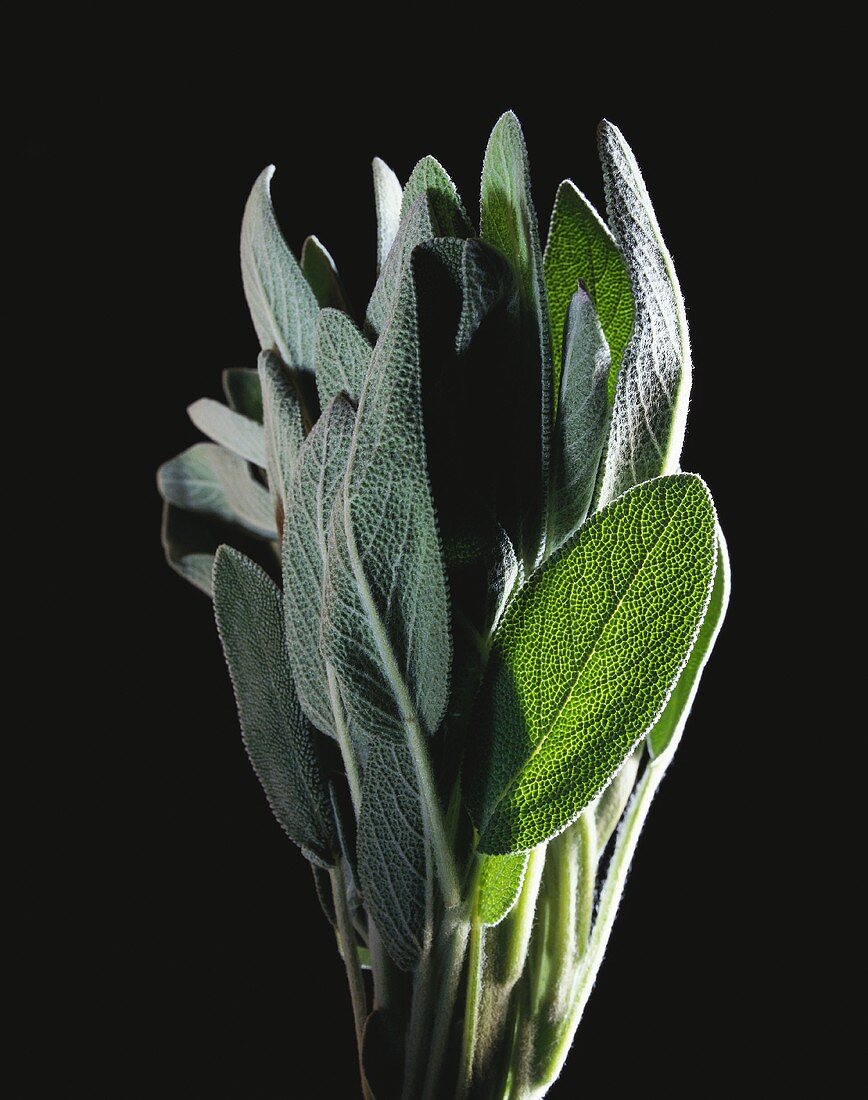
[[647, 528, 730, 758], [315, 308, 372, 409], [213, 547, 337, 866], [480, 110, 552, 571], [543, 180, 633, 402], [241, 166, 319, 371], [157, 442, 276, 539], [187, 398, 266, 468], [478, 852, 529, 927], [594, 122, 691, 507], [222, 368, 263, 423], [372, 157, 403, 274], [464, 474, 717, 854], [546, 289, 611, 552], [357, 739, 427, 970], [301, 234, 351, 313]]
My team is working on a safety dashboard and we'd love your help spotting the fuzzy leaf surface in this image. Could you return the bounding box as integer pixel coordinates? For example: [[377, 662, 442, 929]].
[[213, 547, 336, 866], [543, 180, 633, 400], [301, 235, 350, 312], [357, 740, 427, 970], [241, 166, 318, 371], [546, 290, 611, 551], [400, 155, 474, 238], [478, 852, 529, 926], [322, 256, 451, 746], [648, 528, 730, 757], [157, 443, 275, 539], [187, 398, 266, 468], [372, 157, 403, 274], [258, 350, 304, 523], [464, 475, 716, 854], [315, 308, 372, 409], [480, 111, 552, 570], [282, 395, 358, 744], [594, 122, 691, 506]]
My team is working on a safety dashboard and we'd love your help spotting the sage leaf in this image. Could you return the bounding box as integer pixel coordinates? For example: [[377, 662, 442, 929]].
[[241, 166, 319, 371], [366, 194, 434, 340], [480, 111, 552, 571], [543, 180, 633, 401], [323, 256, 451, 748], [213, 547, 337, 867], [357, 740, 428, 970], [160, 502, 217, 596], [647, 528, 730, 758], [301, 234, 351, 312], [372, 156, 403, 274], [222, 368, 263, 423], [592, 745, 641, 854], [258, 350, 305, 526], [187, 398, 266, 468], [464, 474, 717, 854], [315, 308, 372, 409], [546, 289, 611, 552], [283, 395, 359, 747], [594, 122, 691, 506], [400, 155, 474, 238], [478, 852, 529, 927], [157, 443, 276, 539]]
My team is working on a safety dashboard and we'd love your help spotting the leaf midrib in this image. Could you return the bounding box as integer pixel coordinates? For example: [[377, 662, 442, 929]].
[[483, 489, 689, 829]]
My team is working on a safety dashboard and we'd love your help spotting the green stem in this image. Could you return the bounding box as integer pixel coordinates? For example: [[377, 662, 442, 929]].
[[326, 661, 362, 815], [575, 811, 597, 958], [456, 912, 483, 1097], [502, 846, 546, 986], [405, 716, 462, 909], [421, 915, 470, 1100], [330, 861, 372, 1100], [532, 758, 668, 1092]]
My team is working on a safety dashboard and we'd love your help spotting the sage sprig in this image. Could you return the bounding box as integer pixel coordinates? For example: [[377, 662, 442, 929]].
[[157, 112, 728, 1099]]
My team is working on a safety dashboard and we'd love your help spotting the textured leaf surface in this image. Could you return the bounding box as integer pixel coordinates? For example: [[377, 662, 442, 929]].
[[301, 235, 350, 312], [547, 290, 611, 551], [478, 852, 529, 927], [543, 180, 633, 400], [160, 503, 216, 596], [464, 475, 717, 854], [157, 443, 276, 539], [282, 396, 357, 742], [648, 529, 730, 758], [187, 398, 266, 468], [213, 547, 336, 866], [258, 350, 305, 522], [366, 194, 434, 340], [315, 308, 372, 408], [593, 746, 641, 853], [222, 368, 263, 423], [357, 740, 427, 970], [322, 256, 451, 746], [594, 122, 691, 506], [372, 157, 403, 274], [400, 155, 473, 238], [480, 111, 552, 570], [241, 166, 319, 371]]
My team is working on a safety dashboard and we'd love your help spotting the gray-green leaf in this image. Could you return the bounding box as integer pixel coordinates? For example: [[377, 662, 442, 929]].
[[478, 852, 529, 927], [301, 235, 350, 312], [157, 443, 276, 539], [283, 395, 359, 747], [213, 547, 337, 867], [222, 368, 263, 423], [464, 474, 717, 854], [543, 180, 633, 402], [372, 157, 403, 274], [546, 289, 611, 552], [647, 527, 730, 758], [160, 502, 217, 596], [480, 110, 552, 571], [357, 739, 428, 970], [187, 398, 266, 468], [400, 155, 474, 238], [594, 122, 691, 507], [241, 166, 319, 371], [366, 194, 434, 340], [258, 350, 305, 526], [315, 308, 372, 409], [322, 256, 451, 747]]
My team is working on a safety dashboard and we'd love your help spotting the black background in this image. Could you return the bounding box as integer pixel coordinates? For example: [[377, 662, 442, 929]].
[[21, 50, 810, 1097]]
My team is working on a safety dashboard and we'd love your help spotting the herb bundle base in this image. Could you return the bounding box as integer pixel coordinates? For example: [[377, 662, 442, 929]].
[[158, 112, 729, 1099]]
